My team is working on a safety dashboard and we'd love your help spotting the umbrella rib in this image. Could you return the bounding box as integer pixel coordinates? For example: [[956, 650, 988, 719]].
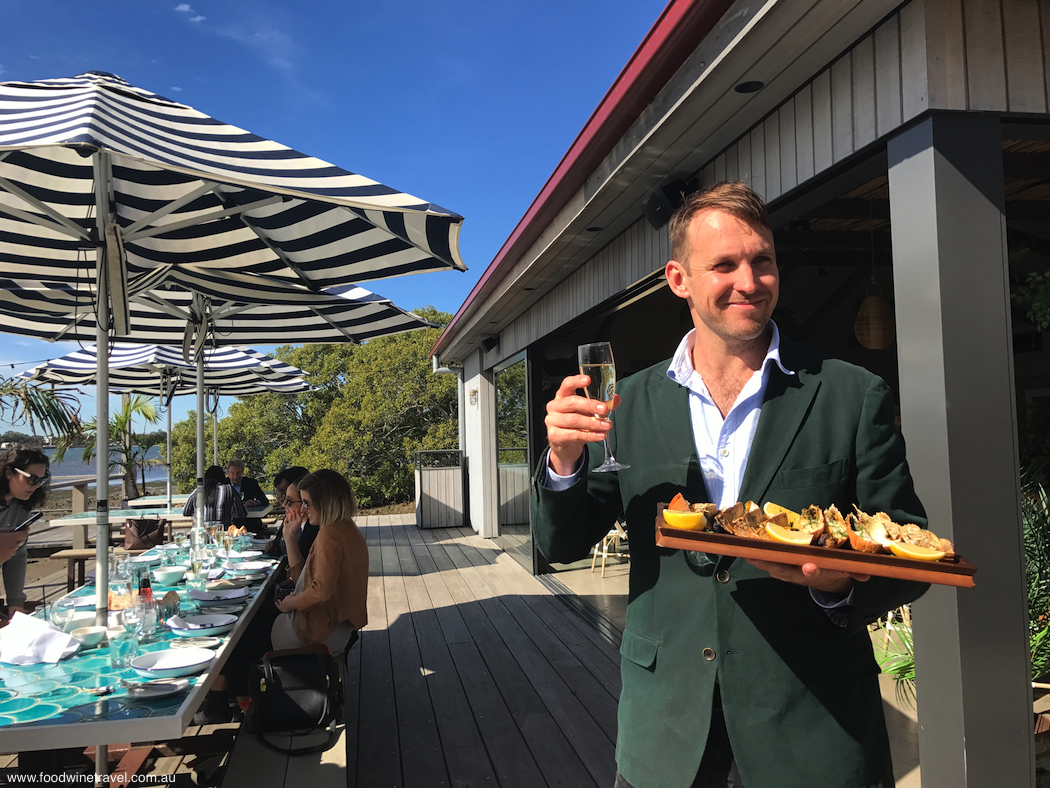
[[0, 174, 92, 240], [125, 195, 283, 241], [122, 182, 216, 238], [218, 192, 318, 290], [133, 292, 194, 322]]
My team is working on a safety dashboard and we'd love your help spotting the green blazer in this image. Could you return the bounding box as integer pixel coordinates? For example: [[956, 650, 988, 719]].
[[532, 338, 928, 788]]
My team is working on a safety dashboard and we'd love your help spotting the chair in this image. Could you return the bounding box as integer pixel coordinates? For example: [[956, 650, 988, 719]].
[[591, 521, 630, 577]]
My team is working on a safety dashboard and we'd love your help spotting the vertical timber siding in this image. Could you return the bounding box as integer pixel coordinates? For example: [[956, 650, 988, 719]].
[[492, 0, 1050, 366]]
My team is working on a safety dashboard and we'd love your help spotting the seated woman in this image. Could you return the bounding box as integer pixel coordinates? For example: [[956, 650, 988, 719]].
[[194, 469, 367, 723], [0, 447, 50, 616], [278, 478, 319, 578], [272, 469, 368, 651], [182, 465, 247, 526]]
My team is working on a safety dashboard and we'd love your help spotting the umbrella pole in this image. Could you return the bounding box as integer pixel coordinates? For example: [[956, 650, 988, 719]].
[[196, 350, 205, 534], [95, 273, 110, 629], [167, 396, 173, 511], [212, 406, 218, 466]]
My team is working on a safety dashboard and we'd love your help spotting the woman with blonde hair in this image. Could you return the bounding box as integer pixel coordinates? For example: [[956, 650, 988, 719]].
[[193, 468, 368, 724], [273, 469, 368, 650]]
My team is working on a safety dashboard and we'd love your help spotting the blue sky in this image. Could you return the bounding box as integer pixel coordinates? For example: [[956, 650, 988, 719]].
[[0, 0, 667, 434]]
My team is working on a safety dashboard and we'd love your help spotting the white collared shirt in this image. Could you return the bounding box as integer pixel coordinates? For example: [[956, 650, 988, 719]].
[[665, 322, 793, 507]]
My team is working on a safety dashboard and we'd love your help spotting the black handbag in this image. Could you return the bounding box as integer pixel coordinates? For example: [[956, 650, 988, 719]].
[[123, 518, 168, 550], [247, 643, 342, 754]]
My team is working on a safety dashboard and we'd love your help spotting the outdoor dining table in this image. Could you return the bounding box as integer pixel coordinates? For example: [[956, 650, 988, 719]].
[[125, 494, 191, 508], [50, 504, 274, 528], [0, 545, 281, 753]]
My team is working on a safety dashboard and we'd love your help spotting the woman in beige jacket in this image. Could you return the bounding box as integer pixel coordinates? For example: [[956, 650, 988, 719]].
[[273, 469, 368, 650]]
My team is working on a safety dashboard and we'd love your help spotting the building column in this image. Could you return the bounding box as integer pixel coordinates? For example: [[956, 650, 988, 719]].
[[463, 349, 498, 538], [888, 113, 1034, 787]]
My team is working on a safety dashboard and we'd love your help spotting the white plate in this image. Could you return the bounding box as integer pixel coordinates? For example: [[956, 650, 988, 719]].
[[128, 554, 162, 566], [202, 604, 245, 615], [217, 549, 262, 561], [131, 647, 215, 678], [126, 677, 191, 699], [188, 587, 251, 605], [70, 596, 97, 609], [223, 561, 271, 575], [169, 636, 222, 649], [168, 613, 237, 638]]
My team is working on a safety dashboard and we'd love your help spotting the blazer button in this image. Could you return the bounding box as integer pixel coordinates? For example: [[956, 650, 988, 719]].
[[702, 647, 716, 661], [715, 570, 730, 584]]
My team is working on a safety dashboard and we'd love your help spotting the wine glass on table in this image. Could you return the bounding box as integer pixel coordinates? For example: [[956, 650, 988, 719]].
[[578, 342, 629, 472]]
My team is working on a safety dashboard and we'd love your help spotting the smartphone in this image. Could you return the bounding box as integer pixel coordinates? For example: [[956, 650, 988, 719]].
[[11, 512, 41, 532]]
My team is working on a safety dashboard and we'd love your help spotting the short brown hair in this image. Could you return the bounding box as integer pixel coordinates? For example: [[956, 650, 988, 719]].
[[668, 181, 770, 263], [298, 469, 357, 526]]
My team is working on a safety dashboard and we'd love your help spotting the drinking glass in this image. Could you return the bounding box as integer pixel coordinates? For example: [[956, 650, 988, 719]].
[[120, 605, 141, 634], [136, 600, 158, 642], [109, 631, 138, 669], [578, 342, 629, 472], [222, 534, 233, 556], [50, 597, 76, 632]]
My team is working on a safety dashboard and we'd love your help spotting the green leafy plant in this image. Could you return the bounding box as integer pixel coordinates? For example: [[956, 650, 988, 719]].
[[1014, 269, 1050, 330], [873, 465, 1050, 707], [871, 606, 917, 709], [0, 377, 81, 439], [52, 395, 160, 499]]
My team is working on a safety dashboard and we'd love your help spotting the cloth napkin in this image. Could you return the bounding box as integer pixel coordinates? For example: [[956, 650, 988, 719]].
[[166, 615, 201, 630], [0, 612, 80, 664], [207, 568, 224, 580]]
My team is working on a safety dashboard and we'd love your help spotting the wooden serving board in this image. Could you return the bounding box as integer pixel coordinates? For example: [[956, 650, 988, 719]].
[[654, 508, 977, 588]]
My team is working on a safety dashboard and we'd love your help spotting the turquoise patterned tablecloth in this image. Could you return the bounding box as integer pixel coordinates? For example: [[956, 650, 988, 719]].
[[0, 548, 276, 731]]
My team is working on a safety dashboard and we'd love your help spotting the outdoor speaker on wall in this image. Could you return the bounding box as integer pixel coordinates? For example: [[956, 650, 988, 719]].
[[481, 336, 499, 352], [641, 180, 688, 229]]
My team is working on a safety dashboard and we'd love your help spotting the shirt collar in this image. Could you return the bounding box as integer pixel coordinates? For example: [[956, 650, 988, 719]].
[[666, 321, 794, 388]]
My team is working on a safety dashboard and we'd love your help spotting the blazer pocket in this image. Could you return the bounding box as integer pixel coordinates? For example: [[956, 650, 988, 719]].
[[620, 628, 660, 669], [775, 458, 848, 490]]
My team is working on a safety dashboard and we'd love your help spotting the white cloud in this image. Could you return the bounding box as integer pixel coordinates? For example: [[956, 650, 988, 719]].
[[190, 15, 205, 23], [0, 64, 6, 76], [175, 3, 192, 11], [170, 86, 183, 92]]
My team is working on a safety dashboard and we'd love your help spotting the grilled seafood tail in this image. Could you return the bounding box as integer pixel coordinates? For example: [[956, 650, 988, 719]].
[[848, 507, 892, 554]]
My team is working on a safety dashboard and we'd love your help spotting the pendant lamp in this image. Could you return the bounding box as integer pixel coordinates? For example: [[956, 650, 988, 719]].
[[855, 277, 895, 350]]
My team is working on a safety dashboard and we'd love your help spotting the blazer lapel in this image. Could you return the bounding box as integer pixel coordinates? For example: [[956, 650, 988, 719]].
[[739, 366, 820, 504], [648, 376, 709, 502]]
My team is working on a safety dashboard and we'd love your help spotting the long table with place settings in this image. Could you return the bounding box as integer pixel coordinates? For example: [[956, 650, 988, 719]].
[[0, 545, 281, 753], [49, 504, 274, 529]]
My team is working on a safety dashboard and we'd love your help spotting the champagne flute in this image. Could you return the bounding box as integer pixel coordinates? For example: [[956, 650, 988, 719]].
[[578, 342, 629, 472]]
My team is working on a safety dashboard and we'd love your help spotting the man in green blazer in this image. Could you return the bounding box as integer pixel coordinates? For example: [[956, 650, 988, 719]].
[[532, 182, 928, 788]]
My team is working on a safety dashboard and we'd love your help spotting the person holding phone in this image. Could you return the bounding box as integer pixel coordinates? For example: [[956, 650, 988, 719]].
[[0, 447, 50, 615]]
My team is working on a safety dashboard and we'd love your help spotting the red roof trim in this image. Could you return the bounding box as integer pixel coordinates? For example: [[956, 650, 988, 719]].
[[433, 0, 734, 357]]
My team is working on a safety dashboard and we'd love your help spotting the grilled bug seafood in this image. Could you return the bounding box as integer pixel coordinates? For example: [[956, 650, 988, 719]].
[[662, 494, 955, 560]]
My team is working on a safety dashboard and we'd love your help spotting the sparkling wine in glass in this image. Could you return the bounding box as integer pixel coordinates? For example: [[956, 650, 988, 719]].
[[578, 342, 629, 472]]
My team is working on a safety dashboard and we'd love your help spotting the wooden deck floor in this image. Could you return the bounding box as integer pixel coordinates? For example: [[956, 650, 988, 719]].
[[225, 514, 622, 788]]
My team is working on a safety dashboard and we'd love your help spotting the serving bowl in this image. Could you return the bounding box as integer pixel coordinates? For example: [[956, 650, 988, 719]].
[[70, 626, 107, 647], [152, 566, 186, 585]]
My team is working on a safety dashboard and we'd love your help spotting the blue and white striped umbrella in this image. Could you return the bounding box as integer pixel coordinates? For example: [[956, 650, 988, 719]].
[[21, 343, 316, 507], [0, 273, 435, 349], [0, 71, 459, 623], [0, 71, 466, 303], [20, 343, 314, 398]]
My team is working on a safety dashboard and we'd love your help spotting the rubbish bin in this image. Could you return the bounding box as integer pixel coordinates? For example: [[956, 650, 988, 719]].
[[414, 450, 468, 529]]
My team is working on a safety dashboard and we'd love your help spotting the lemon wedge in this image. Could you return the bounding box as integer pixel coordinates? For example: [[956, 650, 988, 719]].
[[765, 522, 815, 545], [662, 509, 708, 531], [762, 502, 800, 529], [889, 541, 946, 562]]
